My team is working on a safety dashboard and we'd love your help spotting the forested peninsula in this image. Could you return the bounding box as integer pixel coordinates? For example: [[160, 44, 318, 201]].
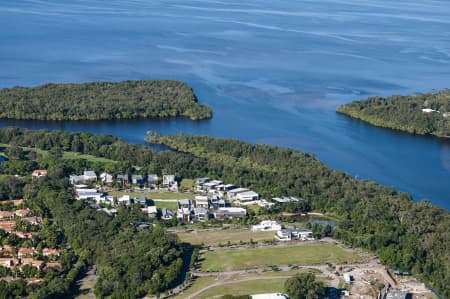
[[0, 80, 212, 121], [336, 89, 450, 138]]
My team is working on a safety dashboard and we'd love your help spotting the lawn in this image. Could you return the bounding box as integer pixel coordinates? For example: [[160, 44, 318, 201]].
[[200, 243, 362, 272], [62, 152, 117, 164], [0, 143, 117, 164], [171, 269, 322, 299], [177, 229, 275, 246], [171, 277, 216, 299], [154, 200, 178, 210], [197, 278, 285, 299]]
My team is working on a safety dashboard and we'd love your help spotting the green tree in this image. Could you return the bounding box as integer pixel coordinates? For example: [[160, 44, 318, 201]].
[[284, 273, 325, 299]]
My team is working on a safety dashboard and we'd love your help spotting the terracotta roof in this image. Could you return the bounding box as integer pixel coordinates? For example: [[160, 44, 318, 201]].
[[32, 170, 47, 177], [21, 258, 43, 268], [14, 232, 35, 239], [23, 216, 42, 225], [18, 247, 36, 257], [42, 248, 61, 256], [0, 221, 15, 232], [0, 211, 14, 218], [45, 262, 61, 269], [0, 199, 23, 206], [14, 209, 31, 217]]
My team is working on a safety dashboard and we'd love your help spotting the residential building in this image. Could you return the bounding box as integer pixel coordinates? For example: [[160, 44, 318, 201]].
[[344, 274, 354, 284], [21, 258, 44, 269], [214, 207, 247, 220], [0, 211, 13, 220], [161, 208, 174, 220], [272, 197, 304, 204], [118, 195, 131, 206], [69, 175, 84, 185], [227, 188, 249, 199], [15, 232, 35, 239], [142, 206, 158, 218], [195, 196, 209, 209], [163, 175, 176, 187], [177, 199, 193, 221], [100, 172, 113, 184], [14, 209, 31, 217], [386, 289, 409, 299], [42, 248, 61, 257], [0, 221, 15, 233], [0, 245, 13, 256], [252, 220, 283, 232], [133, 195, 147, 206], [147, 174, 159, 188], [32, 169, 47, 178], [83, 171, 97, 183], [0, 258, 15, 269], [236, 191, 259, 202], [275, 229, 314, 241], [194, 207, 208, 222], [116, 174, 129, 187], [131, 174, 144, 186], [23, 216, 42, 225], [18, 247, 36, 258]]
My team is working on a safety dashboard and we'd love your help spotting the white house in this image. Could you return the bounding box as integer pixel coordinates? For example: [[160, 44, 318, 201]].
[[252, 220, 283, 232], [344, 274, 354, 284], [194, 207, 208, 222], [195, 196, 209, 209], [227, 188, 249, 199], [142, 206, 158, 217], [276, 228, 314, 241], [118, 195, 131, 206], [422, 108, 437, 113], [163, 175, 176, 187], [236, 190, 259, 202], [83, 171, 97, 182], [177, 199, 193, 221], [272, 197, 303, 203], [100, 173, 113, 184]]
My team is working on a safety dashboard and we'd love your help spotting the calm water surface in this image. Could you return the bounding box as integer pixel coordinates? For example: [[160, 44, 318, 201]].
[[0, 0, 449, 209]]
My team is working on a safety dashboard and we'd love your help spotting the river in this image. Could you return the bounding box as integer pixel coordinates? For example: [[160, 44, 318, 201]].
[[0, 0, 449, 209]]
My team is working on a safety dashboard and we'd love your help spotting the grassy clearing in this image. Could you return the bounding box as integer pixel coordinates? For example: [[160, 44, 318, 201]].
[[154, 200, 178, 210], [171, 276, 217, 299], [171, 269, 323, 299], [62, 152, 117, 163], [200, 243, 362, 272], [0, 143, 117, 164], [197, 278, 285, 299], [177, 229, 275, 246]]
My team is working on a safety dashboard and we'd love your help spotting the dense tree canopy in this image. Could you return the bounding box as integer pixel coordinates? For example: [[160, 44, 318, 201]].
[[284, 273, 325, 299], [336, 89, 450, 138], [0, 80, 212, 121]]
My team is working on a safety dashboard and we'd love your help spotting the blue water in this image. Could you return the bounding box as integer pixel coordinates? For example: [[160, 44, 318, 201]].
[[0, 0, 449, 209]]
